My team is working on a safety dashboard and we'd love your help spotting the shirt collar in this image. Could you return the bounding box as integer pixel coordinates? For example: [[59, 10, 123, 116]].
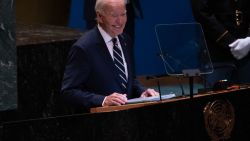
[[97, 24, 116, 43]]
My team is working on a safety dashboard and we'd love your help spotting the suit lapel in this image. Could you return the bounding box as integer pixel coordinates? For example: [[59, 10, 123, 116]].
[[95, 28, 125, 89], [94, 27, 132, 91], [95, 30, 116, 73]]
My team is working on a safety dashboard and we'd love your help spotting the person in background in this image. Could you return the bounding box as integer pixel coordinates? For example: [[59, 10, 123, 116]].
[[61, 0, 158, 112], [191, 0, 250, 87]]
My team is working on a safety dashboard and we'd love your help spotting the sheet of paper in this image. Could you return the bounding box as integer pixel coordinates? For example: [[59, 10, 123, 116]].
[[126, 93, 176, 104]]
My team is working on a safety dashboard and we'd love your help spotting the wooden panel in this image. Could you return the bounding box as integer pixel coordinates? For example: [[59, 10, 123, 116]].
[[90, 85, 246, 113]]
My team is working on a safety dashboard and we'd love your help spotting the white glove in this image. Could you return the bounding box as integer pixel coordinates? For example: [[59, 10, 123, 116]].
[[229, 37, 250, 60]]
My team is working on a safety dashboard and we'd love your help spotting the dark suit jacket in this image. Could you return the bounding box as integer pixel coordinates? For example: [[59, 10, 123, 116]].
[[61, 27, 145, 111]]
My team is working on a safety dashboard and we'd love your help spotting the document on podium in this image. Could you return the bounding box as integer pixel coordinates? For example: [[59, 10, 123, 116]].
[[126, 93, 176, 104]]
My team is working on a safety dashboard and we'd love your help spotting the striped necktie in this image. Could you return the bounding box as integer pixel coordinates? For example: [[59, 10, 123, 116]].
[[112, 38, 127, 90]]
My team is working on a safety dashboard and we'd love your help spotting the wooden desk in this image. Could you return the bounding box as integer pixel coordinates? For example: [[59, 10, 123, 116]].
[[90, 96, 189, 113]]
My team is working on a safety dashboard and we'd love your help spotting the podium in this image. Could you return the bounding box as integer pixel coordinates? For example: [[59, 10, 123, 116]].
[[3, 86, 250, 141], [90, 95, 187, 113]]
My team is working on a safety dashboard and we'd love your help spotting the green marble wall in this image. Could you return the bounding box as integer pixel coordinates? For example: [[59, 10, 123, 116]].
[[0, 0, 17, 111]]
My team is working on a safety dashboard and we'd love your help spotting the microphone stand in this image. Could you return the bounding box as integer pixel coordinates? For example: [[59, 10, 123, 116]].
[[176, 76, 185, 97], [157, 78, 162, 101], [182, 69, 200, 99], [146, 75, 166, 101], [182, 69, 200, 141], [159, 52, 185, 97]]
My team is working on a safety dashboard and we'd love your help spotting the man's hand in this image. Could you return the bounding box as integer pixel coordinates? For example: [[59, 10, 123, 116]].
[[103, 93, 127, 106], [229, 37, 250, 60], [140, 88, 159, 98]]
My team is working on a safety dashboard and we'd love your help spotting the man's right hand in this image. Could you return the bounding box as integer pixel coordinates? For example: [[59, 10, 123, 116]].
[[103, 93, 127, 106]]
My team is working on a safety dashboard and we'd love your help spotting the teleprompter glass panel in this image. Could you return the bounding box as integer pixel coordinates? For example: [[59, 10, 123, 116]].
[[155, 23, 213, 76]]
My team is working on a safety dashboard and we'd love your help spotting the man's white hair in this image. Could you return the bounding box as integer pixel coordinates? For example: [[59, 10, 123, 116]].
[[95, 0, 125, 14]]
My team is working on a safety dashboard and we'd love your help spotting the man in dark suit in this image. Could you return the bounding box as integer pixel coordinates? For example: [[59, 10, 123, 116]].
[[83, 0, 143, 44], [191, 0, 250, 87], [61, 0, 158, 112]]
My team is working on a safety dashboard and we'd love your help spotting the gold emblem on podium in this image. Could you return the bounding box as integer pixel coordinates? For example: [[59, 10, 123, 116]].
[[203, 99, 235, 141]]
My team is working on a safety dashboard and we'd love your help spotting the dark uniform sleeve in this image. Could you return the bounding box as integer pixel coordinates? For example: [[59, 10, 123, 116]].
[[191, 0, 236, 48]]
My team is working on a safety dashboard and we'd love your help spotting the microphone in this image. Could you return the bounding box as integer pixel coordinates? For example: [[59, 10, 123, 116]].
[[157, 52, 185, 96], [146, 75, 162, 101]]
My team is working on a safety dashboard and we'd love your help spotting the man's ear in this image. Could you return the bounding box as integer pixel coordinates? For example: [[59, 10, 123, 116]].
[[96, 12, 103, 23]]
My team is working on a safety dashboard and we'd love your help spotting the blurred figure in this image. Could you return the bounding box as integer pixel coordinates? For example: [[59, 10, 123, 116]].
[[191, 0, 250, 87]]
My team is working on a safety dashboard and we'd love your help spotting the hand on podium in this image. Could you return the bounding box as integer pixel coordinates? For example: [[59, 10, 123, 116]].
[[140, 88, 159, 98], [103, 93, 127, 106]]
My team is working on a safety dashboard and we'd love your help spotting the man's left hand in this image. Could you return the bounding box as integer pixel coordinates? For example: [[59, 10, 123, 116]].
[[140, 88, 159, 98]]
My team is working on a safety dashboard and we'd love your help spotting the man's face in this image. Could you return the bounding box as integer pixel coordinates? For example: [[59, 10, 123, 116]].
[[98, 2, 127, 37]]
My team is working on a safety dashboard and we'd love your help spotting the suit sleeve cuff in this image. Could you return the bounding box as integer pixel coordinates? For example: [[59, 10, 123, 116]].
[[102, 96, 107, 106], [216, 30, 236, 48]]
